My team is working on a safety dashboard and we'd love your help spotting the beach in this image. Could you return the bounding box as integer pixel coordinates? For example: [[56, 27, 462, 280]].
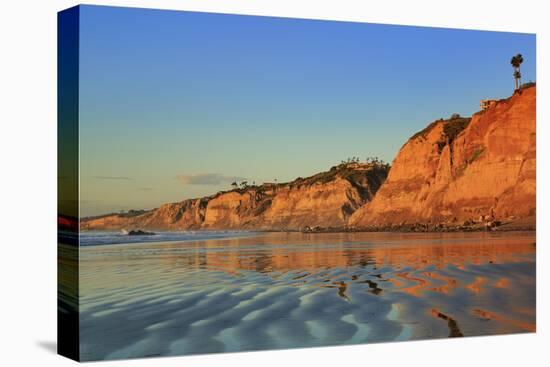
[[72, 231, 536, 360]]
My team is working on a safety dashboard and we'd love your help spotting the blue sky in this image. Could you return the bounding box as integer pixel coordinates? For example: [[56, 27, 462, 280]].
[[77, 5, 536, 216]]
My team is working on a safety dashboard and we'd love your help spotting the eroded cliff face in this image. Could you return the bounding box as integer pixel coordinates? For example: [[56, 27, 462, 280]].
[[80, 199, 208, 231], [350, 86, 536, 227], [260, 177, 363, 229], [81, 86, 535, 231], [81, 163, 389, 231]]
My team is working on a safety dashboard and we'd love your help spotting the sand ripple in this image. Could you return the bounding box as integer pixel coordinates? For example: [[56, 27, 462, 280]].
[[75, 231, 535, 361]]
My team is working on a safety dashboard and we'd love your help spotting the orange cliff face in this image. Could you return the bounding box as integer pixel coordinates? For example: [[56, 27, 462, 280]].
[[80, 199, 208, 231], [81, 163, 389, 231], [201, 174, 380, 230], [80, 86, 535, 232], [260, 177, 366, 229], [350, 85, 536, 227]]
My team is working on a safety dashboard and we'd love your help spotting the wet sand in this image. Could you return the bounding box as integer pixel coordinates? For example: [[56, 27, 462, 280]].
[[77, 231, 536, 361]]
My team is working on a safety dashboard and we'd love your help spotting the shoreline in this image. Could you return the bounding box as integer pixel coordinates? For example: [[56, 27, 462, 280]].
[[70, 226, 537, 248], [79, 225, 536, 234], [284, 221, 535, 234]]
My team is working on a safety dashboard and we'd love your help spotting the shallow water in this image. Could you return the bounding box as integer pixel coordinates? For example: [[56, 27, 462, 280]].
[[79, 230, 257, 246], [77, 231, 536, 361]]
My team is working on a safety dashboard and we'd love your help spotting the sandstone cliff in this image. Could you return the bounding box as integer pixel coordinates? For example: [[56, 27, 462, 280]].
[[350, 85, 536, 227], [81, 163, 389, 231], [82, 86, 535, 232]]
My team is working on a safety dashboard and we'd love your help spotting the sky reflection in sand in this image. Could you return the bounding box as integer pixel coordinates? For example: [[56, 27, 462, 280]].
[[78, 231, 535, 361]]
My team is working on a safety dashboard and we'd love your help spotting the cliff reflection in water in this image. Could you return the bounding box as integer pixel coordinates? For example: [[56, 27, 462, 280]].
[[165, 233, 534, 272], [79, 231, 535, 361]]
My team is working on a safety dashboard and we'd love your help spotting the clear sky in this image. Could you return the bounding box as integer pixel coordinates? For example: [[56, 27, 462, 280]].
[[78, 5, 536, 216]]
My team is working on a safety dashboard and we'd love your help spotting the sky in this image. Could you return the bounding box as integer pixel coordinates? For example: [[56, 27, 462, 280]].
[[77, 5, 536, 216]]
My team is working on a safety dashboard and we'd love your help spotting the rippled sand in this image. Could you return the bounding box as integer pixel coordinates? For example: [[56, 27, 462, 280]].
[[77, 232, 536, 361]]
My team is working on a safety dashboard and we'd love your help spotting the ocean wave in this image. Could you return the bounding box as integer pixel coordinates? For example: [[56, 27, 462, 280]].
[[79, 230, 258, 246]]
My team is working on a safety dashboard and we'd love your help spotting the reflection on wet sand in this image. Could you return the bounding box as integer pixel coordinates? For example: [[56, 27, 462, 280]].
[[430, 309, 464, 337], [77, 231, 535, 361], [472, 308, 536, 332]]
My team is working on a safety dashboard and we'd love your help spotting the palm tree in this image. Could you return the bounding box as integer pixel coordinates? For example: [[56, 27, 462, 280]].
[[511, 54, 524, 90], [516, 54, 524, 84], [514, 70, 522, 88]]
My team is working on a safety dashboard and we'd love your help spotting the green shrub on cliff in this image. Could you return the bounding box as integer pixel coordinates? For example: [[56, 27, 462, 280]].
[[443, 115, 470, 142], [468, 147, 485, 164]]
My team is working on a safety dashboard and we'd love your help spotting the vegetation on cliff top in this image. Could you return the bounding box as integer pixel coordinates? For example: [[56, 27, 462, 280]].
[[409, 113, 471, 143], [291, 158, 389, 187], [219, 158, 389, 196], [442, 114, 470, 143]]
